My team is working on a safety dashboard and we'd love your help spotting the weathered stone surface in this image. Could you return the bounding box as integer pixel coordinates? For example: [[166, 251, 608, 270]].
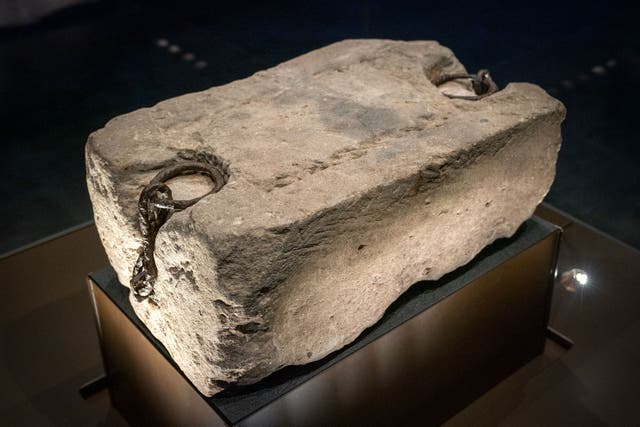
[[85, 39, 565, 396]]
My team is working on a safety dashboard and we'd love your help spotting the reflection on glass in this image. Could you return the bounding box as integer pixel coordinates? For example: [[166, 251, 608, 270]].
[[575, 270, 588, 286], [559, 268, 589, 292]]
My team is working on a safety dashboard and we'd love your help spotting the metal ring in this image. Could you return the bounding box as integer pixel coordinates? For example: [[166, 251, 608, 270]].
[[433, 69, 499, 100], [149, 161, 226, 211]]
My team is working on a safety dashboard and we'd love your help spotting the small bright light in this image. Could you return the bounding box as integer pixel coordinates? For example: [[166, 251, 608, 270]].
[[559, 268, 589, 292], [575, 271, 588, 286]]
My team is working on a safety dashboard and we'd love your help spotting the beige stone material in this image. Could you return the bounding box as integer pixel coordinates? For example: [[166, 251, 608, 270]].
[[85, 39, 565, 396]]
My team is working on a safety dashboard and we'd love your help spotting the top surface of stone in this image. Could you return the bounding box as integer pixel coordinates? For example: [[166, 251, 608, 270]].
[[88, 39, 562, 235]]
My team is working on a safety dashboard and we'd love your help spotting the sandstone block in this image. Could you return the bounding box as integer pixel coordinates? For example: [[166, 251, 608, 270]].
[[85, 39, 565, 396]]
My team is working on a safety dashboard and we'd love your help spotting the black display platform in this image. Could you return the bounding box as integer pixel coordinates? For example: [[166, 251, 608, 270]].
[[89, 216, 560, 427]]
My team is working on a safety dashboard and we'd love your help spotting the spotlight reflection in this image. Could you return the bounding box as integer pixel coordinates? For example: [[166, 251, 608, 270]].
[[559, 268, 589, 292], [575, 271, 588, 286]]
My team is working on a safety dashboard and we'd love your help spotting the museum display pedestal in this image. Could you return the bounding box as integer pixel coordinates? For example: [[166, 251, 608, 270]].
[[87, 216, 560, 427]]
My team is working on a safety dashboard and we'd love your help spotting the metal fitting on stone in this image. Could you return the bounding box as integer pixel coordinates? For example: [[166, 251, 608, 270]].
[[434, 69, 499, 100], [131, 152, 229, 299]]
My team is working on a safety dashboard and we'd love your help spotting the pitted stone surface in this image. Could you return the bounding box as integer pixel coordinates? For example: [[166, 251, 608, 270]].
[[85, 39, 565, 396]]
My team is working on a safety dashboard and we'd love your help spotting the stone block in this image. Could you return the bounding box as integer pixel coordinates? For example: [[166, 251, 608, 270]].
[[85, 39, 565, 396]]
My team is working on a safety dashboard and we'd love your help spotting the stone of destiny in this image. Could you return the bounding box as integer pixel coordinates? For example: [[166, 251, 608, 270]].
[[85, 39, 565, 396]]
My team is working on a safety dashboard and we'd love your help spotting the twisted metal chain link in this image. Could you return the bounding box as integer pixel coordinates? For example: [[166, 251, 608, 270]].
[[131, 151, 229, 299]]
